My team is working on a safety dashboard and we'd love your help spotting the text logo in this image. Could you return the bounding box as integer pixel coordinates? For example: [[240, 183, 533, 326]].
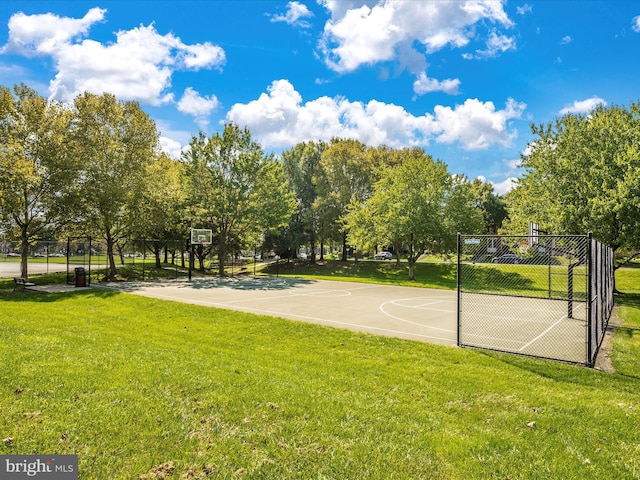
[[1, 455, 78, 479]]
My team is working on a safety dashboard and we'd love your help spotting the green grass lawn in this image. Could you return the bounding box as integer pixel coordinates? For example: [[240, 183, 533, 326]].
[[1, 267, 639, 479]]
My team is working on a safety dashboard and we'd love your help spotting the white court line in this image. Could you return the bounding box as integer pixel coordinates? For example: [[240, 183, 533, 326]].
[[387, 298, 456, 313], [119, 290, 456, 344], [379, 298, 456, 334], [518, 315, 568, 352], [287, 289, 352, 297]]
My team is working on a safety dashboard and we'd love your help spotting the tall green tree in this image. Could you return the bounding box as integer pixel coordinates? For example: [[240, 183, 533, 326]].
[[69, 92, 159, 278], [0, 84, 76, 280], [281, 141, 326, 262], [183, 123, 295, 276], [471, 179, 508, 234], [314, 139, 378, 261], [131, 153, 187, 267], [345, 149, 483, 280], [505, 102, 640, 268]]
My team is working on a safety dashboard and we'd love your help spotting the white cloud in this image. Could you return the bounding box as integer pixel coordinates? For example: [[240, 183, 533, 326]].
[[177, 87, 220, 130], [227, 79, 525, 151], [0, 7, 106, 56], [2, 8, 225, 106], [561, 35, 572, 44], [505, 158, 522, 171], [516, 4, 533, 15], [433, 97, 526, 150], [477, 175, 517, 194], [228, 79, 436, 148], [462, 30, 516, 60], [632, 15, 640, 33], [270, 1, 314, 28], [159, 136, 184, 159], [559, 96, 607, 115], [492, 177, 518, 194], [319, 0, 513, 73], [413, 71, 460, 96]]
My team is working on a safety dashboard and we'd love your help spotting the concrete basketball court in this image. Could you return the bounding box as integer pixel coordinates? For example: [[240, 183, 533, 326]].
[[99, 277, 458, 345]]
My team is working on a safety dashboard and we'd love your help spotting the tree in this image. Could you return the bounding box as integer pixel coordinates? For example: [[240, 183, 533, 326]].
[[313, 139, 378, 261], [0, 84, 76, 280], [183, 123, 295, 276], [442, 175, 486, 251], [132, 153, 187, 268], [505, 102, 640, 269], [471, 179, 508, 233], [281, 141, 326, 262], [345, 149, 483, 280], [69, 92, 159, 278]]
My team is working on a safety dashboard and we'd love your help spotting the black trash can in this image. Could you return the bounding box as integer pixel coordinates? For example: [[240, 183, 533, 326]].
[[74, 267, 86, 287]]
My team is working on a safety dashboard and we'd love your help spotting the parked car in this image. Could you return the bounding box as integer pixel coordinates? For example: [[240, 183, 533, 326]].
[[492, 253, 522, 264], [374, 251, 393, 260]]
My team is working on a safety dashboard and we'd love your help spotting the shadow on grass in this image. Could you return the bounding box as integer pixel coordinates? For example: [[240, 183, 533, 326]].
[[262, 260, 458, 289], [460, 264, 538, 295], [616, 292, 640, 308], [478, 349, 640, 387], [0, 287, 120, 303]]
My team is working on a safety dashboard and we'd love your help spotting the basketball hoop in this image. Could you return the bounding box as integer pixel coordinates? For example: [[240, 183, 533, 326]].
[[190, 228, 212, 245]]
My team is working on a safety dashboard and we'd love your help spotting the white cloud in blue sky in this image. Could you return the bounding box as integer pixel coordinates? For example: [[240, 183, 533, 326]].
[[559, 97, 607, 115], [270, 1, 314, 28], [1, 1, 639, 194]]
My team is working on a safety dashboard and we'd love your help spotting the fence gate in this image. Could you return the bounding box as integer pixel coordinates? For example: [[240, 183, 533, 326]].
[[457, 233, 614, 366]]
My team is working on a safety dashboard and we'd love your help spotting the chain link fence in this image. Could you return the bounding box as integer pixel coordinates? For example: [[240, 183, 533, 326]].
[[457, 233, 614, 366], [0, 237, 188, 283], [0, 239, 70, 277], [66, 237, 188, 284]]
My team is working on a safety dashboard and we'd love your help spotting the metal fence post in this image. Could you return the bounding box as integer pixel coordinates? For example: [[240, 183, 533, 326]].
[[456, 232, 461, 347], [586, 233, 593, 366], [567, 262, 574, 319]]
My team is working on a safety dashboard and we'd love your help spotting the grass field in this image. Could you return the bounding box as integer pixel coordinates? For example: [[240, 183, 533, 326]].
[[1, 264, 639, 478]]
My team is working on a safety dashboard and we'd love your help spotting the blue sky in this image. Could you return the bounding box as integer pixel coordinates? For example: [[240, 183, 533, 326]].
[[1, 1, 639, 194]]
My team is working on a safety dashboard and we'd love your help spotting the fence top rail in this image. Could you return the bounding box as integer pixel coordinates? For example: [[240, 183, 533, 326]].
[[459, 234, 590, 238]]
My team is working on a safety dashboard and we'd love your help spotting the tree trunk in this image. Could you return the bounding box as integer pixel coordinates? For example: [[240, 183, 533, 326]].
[[106, 229, 117, 278], [20, 226, 29, 280], [394, 241, 402, 267], [341, 232, 348, 261], [154, 242, 161, 268], [309, 231, 316, 264], [407, 237, 415, 281]]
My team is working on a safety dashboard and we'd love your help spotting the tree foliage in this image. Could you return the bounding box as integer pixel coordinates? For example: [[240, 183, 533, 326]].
[[281, 141, 326, 262], [132, 153, 188, 267], [471, 179, 508, 234], [313, 139, 379, 261], [345, 149, 483, 279], [183, 123, 295, 275], [0, 84, 76, 279], [69, 92, 159, 277], [505, 103, 640, 264]]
